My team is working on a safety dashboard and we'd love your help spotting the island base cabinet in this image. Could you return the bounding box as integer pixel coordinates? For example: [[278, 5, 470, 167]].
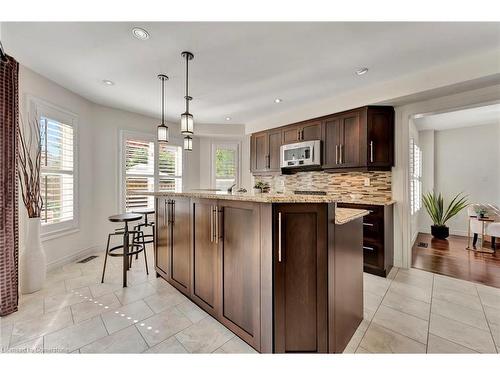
[[169, 197, 191, 295], [218, 201, 262, 351], [155, 197, 171, 278], [273, 204, 328, 353]]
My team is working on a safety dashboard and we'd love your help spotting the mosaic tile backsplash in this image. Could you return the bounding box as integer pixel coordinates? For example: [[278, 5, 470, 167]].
[[255, 171, 392, 201]]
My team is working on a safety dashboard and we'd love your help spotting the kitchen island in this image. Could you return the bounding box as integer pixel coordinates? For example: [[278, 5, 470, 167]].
[[147, 191, 368, 353]]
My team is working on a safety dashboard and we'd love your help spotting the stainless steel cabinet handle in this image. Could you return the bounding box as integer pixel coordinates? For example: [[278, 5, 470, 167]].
[[210, 205, 214, 243], [301, 130, 304, 140], [363, 222, 374, 227], [335, 145, 339, 164], [171, 201, 175, 224], [297, 129, 301, 141], [341, 144, 344, 164], [370, 141, 374, 163], [266, 155, 270, 169], [214, 206, 219, 244], [363, 246, 375, 251], [278, 212, 282, 262], [165, 200, 169, 226]]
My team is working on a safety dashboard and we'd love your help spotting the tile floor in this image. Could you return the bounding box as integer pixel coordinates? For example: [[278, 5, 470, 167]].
[[1, 246, 499, 354]]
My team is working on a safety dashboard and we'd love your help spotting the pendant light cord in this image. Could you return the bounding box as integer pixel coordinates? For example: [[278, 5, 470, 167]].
[[185, 53, 190, 113], [161, 77, 165, 124]]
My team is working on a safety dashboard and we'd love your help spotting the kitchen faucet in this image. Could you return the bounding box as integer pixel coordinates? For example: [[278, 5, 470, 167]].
[[227, 183, 237, 193]]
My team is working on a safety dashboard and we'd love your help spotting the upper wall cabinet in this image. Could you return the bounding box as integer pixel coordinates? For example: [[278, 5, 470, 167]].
[[323, 106, 394, 171], [250, 128, 283, 174], [282, 120, 322, 144]]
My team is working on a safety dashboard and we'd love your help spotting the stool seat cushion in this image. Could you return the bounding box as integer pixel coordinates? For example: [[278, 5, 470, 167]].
[[108, 213, 142, 223]]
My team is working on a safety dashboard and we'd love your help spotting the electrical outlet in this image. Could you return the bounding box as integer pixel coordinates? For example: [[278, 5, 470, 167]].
[[364, 178, 370, 187]]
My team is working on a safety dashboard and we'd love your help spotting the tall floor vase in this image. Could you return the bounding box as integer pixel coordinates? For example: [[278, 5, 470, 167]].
[[20, 218, 47, 294]]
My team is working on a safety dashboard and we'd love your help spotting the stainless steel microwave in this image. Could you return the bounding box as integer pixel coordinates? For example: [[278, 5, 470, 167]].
[[280, 140, 321, 169]]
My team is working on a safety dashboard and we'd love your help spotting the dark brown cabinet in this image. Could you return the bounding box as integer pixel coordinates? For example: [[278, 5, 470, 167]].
[[155, 197, 170, 277], [282, 120, 322, 144], [250, 129, 283, 174], [169, 198, 190, 294], [274, 204, 328, 353], [337, 202, 394, 277], [191, 198, 219, 316], [218, 200, 261, 350], [249, 106, 394, 175]]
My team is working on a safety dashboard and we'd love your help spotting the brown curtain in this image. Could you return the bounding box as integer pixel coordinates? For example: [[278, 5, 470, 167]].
[[0, 54, 19, 316]]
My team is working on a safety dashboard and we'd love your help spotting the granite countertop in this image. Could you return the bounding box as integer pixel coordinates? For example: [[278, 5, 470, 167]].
[[335, 208, 370, 225], [139, 190, 395, 206]]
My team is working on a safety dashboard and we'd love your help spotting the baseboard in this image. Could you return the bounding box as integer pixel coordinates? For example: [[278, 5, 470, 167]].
[[46, 245, 100, 271]]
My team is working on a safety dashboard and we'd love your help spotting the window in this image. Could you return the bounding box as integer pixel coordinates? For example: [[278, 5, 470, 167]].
[[410, 138, 422, 215], [212, 142, 239, 191], [34, 98, 78, 237], [121, 132, 182, 212]]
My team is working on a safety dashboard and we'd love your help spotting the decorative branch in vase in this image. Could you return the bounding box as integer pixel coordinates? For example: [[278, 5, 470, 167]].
[[17, 116, 46, 293]]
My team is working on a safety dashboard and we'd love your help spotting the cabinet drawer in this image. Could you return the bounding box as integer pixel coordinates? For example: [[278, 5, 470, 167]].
[[362, 240, 381, 268]]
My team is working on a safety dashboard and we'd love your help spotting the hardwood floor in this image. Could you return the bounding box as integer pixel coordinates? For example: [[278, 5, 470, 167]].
[[412, 232, 500, 288]]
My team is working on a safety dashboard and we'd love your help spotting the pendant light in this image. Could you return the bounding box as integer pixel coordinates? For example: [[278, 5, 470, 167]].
[[183, 135, 193, 151], [181, 51, 194, 148], [157, 74, 169, 143]]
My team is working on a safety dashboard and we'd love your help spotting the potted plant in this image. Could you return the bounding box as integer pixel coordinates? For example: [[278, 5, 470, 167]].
[[253, 181, 270, 194], [18, 117, 46, 293], [422, 191, 468, 240], [476, 207, 487, 219]]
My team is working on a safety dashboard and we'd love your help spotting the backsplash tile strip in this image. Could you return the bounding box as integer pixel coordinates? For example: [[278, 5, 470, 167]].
[[255, 171, 392, 201]]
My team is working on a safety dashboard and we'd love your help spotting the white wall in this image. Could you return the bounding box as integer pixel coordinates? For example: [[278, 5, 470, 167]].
[[418, 122, 500, 236], [18, 65, 246, 268]]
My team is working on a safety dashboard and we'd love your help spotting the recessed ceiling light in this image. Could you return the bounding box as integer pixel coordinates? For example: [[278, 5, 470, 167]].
[[355, 67, 369, 76], [132, 27, 150, 40], [102, 80, 115, 86], [274, 98, 283, 103], [225, 117, 231, 121]]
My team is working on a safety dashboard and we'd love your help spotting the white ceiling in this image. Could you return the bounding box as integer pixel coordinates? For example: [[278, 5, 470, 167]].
[[4, 22, 500, 125], [414, 103, 500, 131]]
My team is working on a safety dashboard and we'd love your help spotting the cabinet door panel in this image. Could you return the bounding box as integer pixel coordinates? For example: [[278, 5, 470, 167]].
[[170, 198, 190, 294], [301, 121, 322, 141], [282, 125, 301, 144], [368, 109, 394, 167], [323, 117, 342, 169], [192, 199, 218, 315], [268, 130, 282, 171], [219, 201, 260, 350], [274, 204, 328, 353], [155, 197, 170, 277], [251, 132, 269, 172], [340, 112, 361, 168]]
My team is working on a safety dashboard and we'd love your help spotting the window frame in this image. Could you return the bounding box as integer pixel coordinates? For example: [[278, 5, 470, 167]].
[[28, 96, 79, 240], [119, 130, 184, 212], [409, 138, 422, 216], [210, 141, 241, 190]]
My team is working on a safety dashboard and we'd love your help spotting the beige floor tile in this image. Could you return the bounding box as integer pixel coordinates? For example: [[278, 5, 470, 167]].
[[343, 319, 370, 353], [429, 313, 496, 353], [394, 268, 433, 289], [364, 307, 376, 321], [216, 336, 258, 353], [355, 346, 372, 354], [10, 307, 73, 346], [80, 325, 148, 353], [175, 316, 234, 353], [88, 280, 124, 298], [434, 275, 478, 296], [145, 336, 188, 353], [143, 289, 188, 314], [1, 295, 44, 327], [359, 323, 426, 353], [477, 285, 500, 310], [0, 323, 13, 349], [427, 334, 478, 353], [44, 286, 93, 313], [433, 285, 483, 311], [389, 281, 432, 303], [363, 273, 391, 297], [64, 274, 101, 291], [114, 282, 157, 305], [70, 293, 121, 323], [176, 300, 209, 323], [483, 306, 500, 348], [136, 307, 192, 347], [44, 316, 108, 353], [364, 291, 383, 312], [431, 298, 489, 330], [46, 267, 82, 284], [382, 289, 430, 321], [386, 267, 399, 280], [372, 305, 428, 344], [101, 299, 154, 334]]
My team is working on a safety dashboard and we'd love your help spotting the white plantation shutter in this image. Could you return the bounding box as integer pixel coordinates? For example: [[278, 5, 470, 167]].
[[124, 139, 155, 211], [40, 116, 75, 226], [158, 144, 182, 192], [410, 138, 422, 215], [213, 143, 239, 191]]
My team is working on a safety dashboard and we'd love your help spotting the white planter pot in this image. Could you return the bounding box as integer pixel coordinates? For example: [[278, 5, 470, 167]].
[[20, 217, 47, 294]]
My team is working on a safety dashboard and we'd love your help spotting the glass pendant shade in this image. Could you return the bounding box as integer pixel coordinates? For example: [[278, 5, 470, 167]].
[[180, 112, 194, 135], [157, 123, 169, 143], [183, 135, 193, 151]]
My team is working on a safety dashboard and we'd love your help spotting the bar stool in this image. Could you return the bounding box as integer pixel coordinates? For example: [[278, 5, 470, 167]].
[[101, 213, 148, 287], [131, 208, 155, 261]]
